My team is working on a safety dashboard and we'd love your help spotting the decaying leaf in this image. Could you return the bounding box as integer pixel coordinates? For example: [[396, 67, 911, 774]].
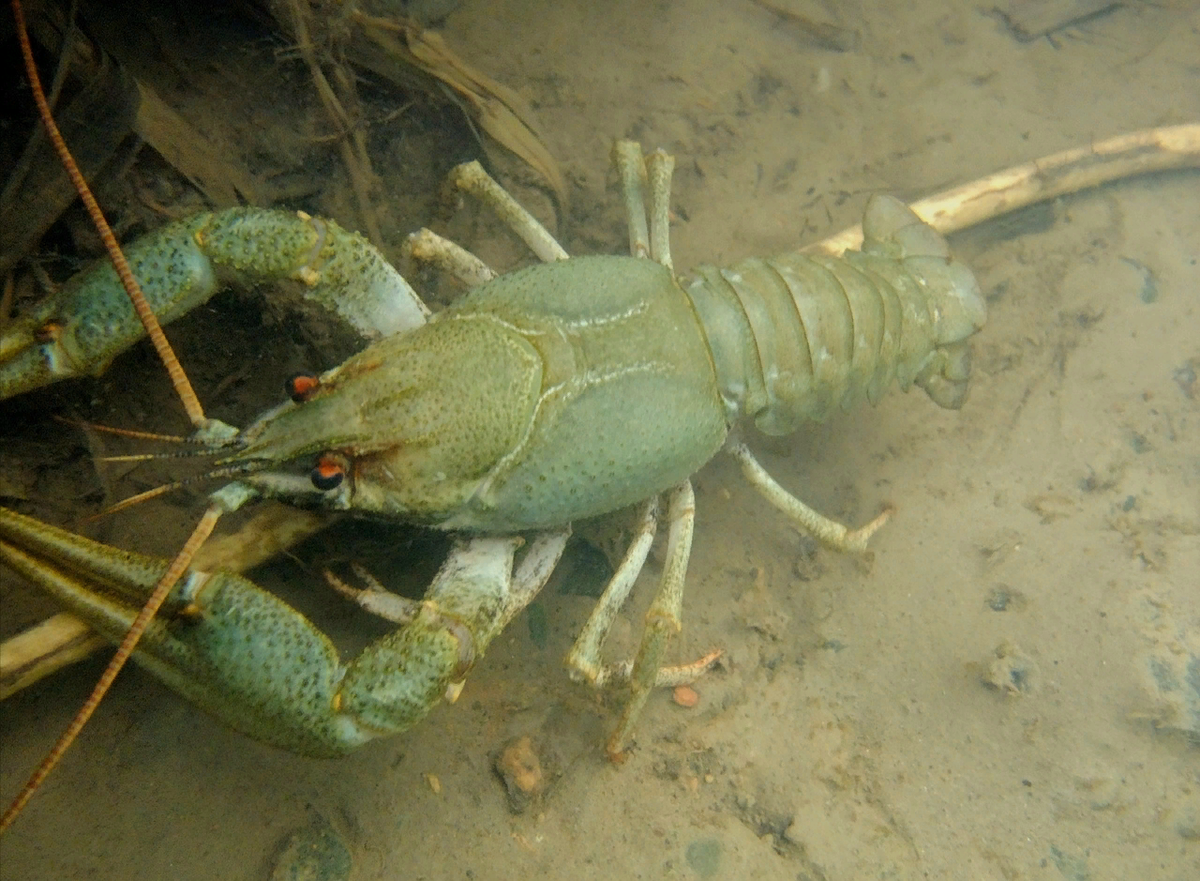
[[261, 1, 566, 211], [361, 17, 568, 209]]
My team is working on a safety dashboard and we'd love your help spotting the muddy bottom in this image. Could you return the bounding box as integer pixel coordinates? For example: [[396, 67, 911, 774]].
[[1, 1, 1198, 879]]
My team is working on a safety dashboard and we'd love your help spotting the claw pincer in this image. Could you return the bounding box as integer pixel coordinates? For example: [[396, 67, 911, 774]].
[[0, 507, 551, 755], [0, 208, 427, 401]]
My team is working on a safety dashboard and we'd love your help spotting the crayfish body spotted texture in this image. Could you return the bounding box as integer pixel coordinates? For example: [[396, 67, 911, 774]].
[[0, 143, 984, 758]]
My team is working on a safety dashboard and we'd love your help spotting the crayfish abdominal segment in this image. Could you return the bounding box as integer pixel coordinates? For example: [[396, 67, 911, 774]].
[[0, 143, 985, 763]]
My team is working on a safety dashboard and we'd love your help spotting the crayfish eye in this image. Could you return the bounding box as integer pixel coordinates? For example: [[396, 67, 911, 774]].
[[286, 373, 321, 403], [35, 320, 63, 344], [310, 455, 345, 491]]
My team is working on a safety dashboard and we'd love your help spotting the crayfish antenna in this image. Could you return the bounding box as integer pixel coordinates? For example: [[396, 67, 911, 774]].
[[56, 416, 246, 457], [2, 0, 219, 834], [53, 415, 194, 444], [91, 464, 260, 519], [100, 448, 240, 464], [0, 504, 225, 833], [92, 481, 190, 517]]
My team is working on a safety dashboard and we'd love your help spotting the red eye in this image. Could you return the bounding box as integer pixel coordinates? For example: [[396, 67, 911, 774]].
[[286, 374, 321, 403], [35, 321, 63, 344], [310, 455, 345, 491]]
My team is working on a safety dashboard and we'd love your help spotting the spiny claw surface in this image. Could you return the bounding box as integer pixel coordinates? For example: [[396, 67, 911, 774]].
[[0, 208, 428, 401], [0, 506, 513, 756]]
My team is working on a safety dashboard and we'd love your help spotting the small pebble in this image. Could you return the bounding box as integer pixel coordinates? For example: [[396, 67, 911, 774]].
[[685, 838, 722, 877], [982, 641, 1039, 695], [493, 735, 547, 814], [1175, 807, 1200, 840], [269, 819, 351, 881], [1172, 360, 1197, 399], [673, 684, 700, 708], [985, 584, 1025, 612]]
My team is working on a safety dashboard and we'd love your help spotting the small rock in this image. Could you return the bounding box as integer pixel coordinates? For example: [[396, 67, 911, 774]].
[[1172, 358, 1197, 399], [1049, 843, 1090, 881], [1142, 642, 1200, 743], [269, 818, 351, 881], [1174, 805, 1200, 840], [1131, 592, 1200, 744], [673, 684, 700, 708], [985, 584, 1026, 612], [982, 641, 1039, 695], [685, 837, 722, 877], [493, 735, 547, 814]]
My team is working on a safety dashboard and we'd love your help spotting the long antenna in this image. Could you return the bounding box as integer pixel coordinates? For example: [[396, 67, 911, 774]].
[[1, 0, 224, 832], [0, 504, 223, 831]]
